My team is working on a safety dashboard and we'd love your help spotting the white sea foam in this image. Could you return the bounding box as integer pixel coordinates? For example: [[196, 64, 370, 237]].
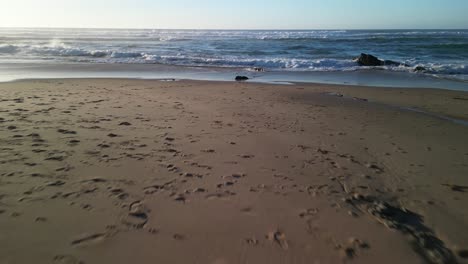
[[0, 44, 19, 53]]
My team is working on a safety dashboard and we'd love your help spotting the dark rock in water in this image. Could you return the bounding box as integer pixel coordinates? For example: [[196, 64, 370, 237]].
[[356, 53, 384, 66], [235, 76, 249, 81], [356, 53, 407, 67], [253, 67, 264, 72], [383, 60, 403, 66], [414, 66, 427, 72]]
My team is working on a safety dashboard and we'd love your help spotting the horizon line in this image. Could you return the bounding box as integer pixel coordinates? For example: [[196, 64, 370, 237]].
[[1, 26, 467, 31]]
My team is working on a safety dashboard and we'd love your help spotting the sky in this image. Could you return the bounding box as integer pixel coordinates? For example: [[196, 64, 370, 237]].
[[0, 0, 467, 29]]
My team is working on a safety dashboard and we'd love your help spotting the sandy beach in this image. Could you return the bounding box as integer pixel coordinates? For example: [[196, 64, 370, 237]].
[[1, 78, 468, 264]]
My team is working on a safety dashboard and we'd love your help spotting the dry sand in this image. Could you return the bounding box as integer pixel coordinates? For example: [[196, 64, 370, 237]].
[[0, 79, 467, 264]]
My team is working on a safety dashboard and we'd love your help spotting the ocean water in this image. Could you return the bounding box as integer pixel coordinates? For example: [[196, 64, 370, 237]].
[[0, 28, 467, 83]]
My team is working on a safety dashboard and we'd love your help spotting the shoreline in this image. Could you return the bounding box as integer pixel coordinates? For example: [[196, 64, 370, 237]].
[[1, 62, 468, 91], [1, 78, 467, 263]]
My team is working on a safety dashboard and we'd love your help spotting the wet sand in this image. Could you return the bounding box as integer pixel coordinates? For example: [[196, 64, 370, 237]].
[[0, 79, 467, 264]]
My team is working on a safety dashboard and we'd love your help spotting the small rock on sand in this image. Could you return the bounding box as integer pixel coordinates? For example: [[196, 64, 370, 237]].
[[235, 76, 249, 81]]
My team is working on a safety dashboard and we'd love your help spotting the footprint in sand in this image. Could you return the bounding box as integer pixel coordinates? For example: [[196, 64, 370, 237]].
[[174, 194, 187, 202], [338, 238, 370, 260], [68, 139, 81, 145], [121, 201, 149, 229], [366, 163, 384, 173], [245, 237, 259, 245], [299, 208, 319, 218], [266, 230, 289, 250], [45, 155, 66, 161], [442, 184, 468, 193], [217, 181, 235, 188], [223, 173, 246, 179], [53, 255, 84, 264], [193, 188, 206, 193], [173, 234, 186, 241], [109, 188, 128, 200], [35, 217, 47, 222], [71, 233, 106, 246], [340, 247, 356, 259], [57, 129, 77, 135], [46, 180, 66, 187]]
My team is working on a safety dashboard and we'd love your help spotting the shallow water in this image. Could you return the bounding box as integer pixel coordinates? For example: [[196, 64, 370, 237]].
[[1, 62, 467, 91]]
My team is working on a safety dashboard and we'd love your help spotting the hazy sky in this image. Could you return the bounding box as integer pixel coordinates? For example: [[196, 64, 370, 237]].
[[1, 0, 467, 29]]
